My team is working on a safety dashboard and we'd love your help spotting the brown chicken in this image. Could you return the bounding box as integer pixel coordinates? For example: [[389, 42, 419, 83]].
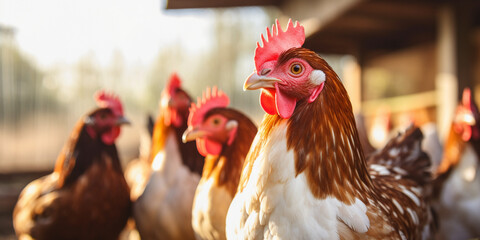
[[13, 90, 131, 240], [182, 87, 257, 240], [226, 19, 435, 239]]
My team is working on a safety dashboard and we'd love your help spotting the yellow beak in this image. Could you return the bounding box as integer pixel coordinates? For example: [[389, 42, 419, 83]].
[[244, 72, 281, 91], [182, 127, 208, 143]]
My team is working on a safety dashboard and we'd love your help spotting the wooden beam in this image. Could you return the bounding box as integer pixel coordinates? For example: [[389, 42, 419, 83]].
[[304, 32, 360, 55], [362, 90, 437, 116], [304, 0, 437, 58], [360, 26, 436, 61], [454, 1, 475, 96]]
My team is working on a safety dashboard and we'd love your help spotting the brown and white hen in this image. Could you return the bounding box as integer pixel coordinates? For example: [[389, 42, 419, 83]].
[[182, 87, 257, 240], [226, 19, 435, 240]]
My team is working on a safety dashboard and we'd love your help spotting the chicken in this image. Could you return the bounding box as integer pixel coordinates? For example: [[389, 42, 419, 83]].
[[182, 87, 257, 240], [13, 90, 131, 240], [433, 88, 480, 240], [226, 19, 435, 239], [395, 109, 444, 173], [133, 72, 205, 240]]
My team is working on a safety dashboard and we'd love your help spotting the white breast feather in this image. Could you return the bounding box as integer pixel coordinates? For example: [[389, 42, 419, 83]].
[[192, 177, 232, 240], [337, 198, 369, 233], [226, 121, 369, 240], [134, 130, 200, 239]]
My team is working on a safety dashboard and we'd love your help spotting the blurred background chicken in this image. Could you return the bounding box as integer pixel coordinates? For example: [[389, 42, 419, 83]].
[[226, 19, 435, 239], [133, 73, 204, 240], [433, 88, 480, 240], [182, 87, 257, 240], [12, 90, 131, 240], [124, 73, 184, 202]]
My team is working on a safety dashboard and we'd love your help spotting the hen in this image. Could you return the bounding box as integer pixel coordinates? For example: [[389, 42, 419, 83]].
[[226, 19, 435, 239], [182, 87, 257, 240], [433, 88, 480, 240], [13, 90, 131, 240], [133, 73, 205, 240]]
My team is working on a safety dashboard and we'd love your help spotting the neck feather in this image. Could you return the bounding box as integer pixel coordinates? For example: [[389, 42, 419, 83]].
[[288, 77, 373, 203], [239, 70, 373, 204], [203, 109, 257, 197], [149, 114, 171, 164], [150, 112, 204, 175], [54, 118, 122, 188]]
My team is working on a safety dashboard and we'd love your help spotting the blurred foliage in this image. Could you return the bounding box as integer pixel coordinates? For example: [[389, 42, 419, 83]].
[[0, 7, 348, 171], [0, 42, 60, 128], [0, 7, 279, 171]]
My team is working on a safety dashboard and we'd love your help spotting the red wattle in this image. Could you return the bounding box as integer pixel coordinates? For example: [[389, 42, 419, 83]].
[[102, 126, 120, 145], [196, 138, 208, 157], [462, 126, 472, 141], [164, 109, 183, 127], [172, 111, 183, 128], [260, 88, 277, 115], [260, 87, 297, 119], [274, 85, 296, 119], [196, 138, 222, 157]]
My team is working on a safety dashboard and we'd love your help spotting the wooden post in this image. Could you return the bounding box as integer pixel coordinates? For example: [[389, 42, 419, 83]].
[[454, 1, 474, 97], [436, 4, 457, 140], [435, 1, 474, 140], [343, 56, 362, 114]]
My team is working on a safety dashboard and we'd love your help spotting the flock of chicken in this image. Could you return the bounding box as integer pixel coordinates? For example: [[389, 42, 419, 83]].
[[12, 19, 480, 240]]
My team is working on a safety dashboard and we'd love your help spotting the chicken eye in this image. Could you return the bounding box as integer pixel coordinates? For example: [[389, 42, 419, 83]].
[[290, 63, 303, 75], [99, 113, 107, 119], [212, 118, 221, 126]]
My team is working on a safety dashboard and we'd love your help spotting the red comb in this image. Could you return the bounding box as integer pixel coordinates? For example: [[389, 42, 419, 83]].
[[166, 72, 182, 97], [188, 87, 229, 127], [254, 19, 305, 72], [94, 90, 124, 116]]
